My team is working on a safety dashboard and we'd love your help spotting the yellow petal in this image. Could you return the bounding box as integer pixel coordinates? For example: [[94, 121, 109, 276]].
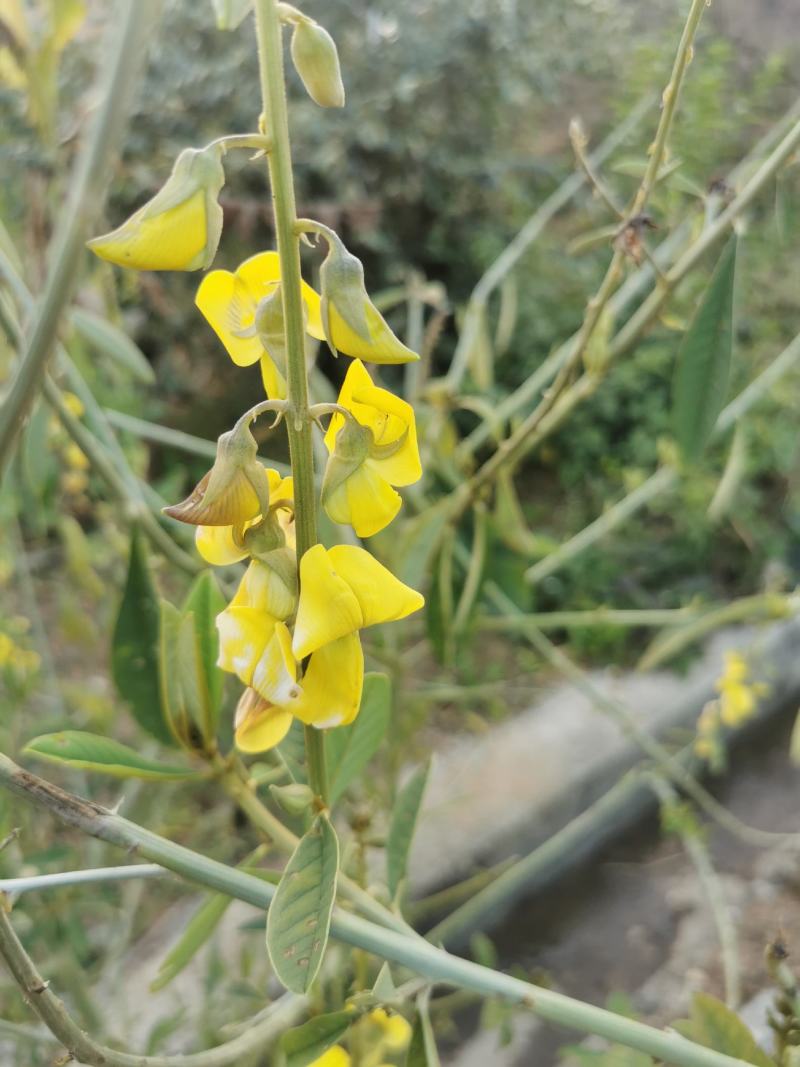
[[330, 301, 418, 364], [260, 354, 288, 400], [88, 189, 208, 272], [328, 545, 424, 627], [195, 269, 265, 367], [292, 545, 364, 659], [292, 632, 364, 728], [216, 606, 275, 686], [323, 462, 401, 538], [232, 560, 297, 621], [238, 251, 324, 340], [252, 622, 301, 705], [325, 360, 421, 486], [195, 524, 248, 566], [235, 697, 294, 753], [308, 1048, 351, 1067]]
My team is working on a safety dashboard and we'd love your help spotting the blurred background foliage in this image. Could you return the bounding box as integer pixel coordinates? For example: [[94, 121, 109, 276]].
[[1, 0, 799, 688]]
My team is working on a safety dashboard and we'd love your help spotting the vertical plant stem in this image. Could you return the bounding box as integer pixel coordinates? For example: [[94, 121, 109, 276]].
[[0, 0, 158, 477], [253, 0, 329, 804]]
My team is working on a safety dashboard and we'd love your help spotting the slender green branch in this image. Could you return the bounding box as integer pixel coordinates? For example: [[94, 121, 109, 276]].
[[442, 95, 654, 392], [649, 776, 741, 1009], [0, 902, 306, 1067], [456, 98, 800, 462], [0, 0, 158, 476], [525, 330, 800, 584], [253, 0, 329, 805], [0, 753, 764, 1067], [0, 864, 165, 895], [629, 0, 707, 215], [480, 606, 703, 631]]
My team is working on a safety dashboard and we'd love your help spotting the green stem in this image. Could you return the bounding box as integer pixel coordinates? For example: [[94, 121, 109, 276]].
[[0, 0, 158, 477], [0, 753, 761, 1067], [0, 902, 306, 1067], [253, 0, 329, 805]]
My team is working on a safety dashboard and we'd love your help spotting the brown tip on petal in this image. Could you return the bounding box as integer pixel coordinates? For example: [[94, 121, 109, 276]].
[[235, 686, 271, 729], [162, 471, 213, 526]]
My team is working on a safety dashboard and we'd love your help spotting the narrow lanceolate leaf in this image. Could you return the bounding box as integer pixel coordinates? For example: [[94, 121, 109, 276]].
[[279, 1011, 352, 1067], [387, 760, 431, 900], [177, 612, 213, 741], [182, 570, 226, 732], [150, 892, 231, 991], [266, 814, 339, 994], [672, 235, 737, 463], [113, 529, 175, 746], [327, 673, 391, 803], [23, 732, 196, 781], [70, 307, 155, 384], [159, 599, 189, 745]]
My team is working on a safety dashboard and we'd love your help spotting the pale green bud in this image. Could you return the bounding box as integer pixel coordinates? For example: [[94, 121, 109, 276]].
[[290, 19, 345, 108]]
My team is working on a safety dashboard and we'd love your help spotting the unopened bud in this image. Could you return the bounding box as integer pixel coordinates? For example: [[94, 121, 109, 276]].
[[290, 19, 345, 108], [318, 231, 418, 364], [163, 422, 268, 526], [88, 145, 226, 271]]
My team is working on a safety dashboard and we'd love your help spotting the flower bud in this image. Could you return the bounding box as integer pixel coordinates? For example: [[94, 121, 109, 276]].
[[319, 233, 418, 364], [163, 421, 268, 526], [87, 145, 226, 271], [290, 19, 345, 108]]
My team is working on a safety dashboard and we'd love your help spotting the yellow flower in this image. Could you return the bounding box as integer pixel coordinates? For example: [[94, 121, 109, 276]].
[[368, 1008, 412, 1051], [322, 360, 421, 536], [195, 251, 325, 399], [292, 544, 424, 659], [88, 146, 225, 271], [715, 651, 760, 728], [195, 469, 294, 566], [318, 234, 418, 364], [308, 1048, 351, 1067]]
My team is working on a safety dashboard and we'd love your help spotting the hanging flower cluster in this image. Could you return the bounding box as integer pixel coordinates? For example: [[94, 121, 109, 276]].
[[88, 127, 424, 753], [694, 651, 768, 768]]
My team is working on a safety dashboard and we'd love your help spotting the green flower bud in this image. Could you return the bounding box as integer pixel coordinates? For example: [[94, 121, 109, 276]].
[[163, 420, 268, 526], [290, 18, 345, 109]]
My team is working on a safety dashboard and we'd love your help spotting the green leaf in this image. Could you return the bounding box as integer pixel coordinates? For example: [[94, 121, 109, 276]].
[[672, 235, 737, 463], [266, 814, 339, 993], [182, 570, 226, 732], [277, 719, 308, 785], [112, 529, 175, 746], [387, 760, 431, 899], [327, 673, 391, 803], [673, 992, 774, 1067], [159, 599, 189, 745], [23, 732, 196, 781], [279, 1011, 352, 1067], [150, 892, 231, 991], [70, 307, 155, 384], [177, 611, 213, 741]]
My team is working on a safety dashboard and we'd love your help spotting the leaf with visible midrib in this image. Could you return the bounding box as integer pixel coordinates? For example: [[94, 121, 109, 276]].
[[327, 673, 391, 803], [672, 235, 737, 463], [112, 529, 175, 746], [280, 1011, 352, 1067], [387, 760, 431, 899], [182, 570, 226, 733], [23, 732, 196, 781], [266, 814, 339, 993]]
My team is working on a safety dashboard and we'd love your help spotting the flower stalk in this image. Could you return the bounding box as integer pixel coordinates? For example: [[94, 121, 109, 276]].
[[253, 0, 328, 803]]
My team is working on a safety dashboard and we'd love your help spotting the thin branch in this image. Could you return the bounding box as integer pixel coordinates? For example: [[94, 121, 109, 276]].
[[0, 752, 766, 1067], [0, 864, 165, 895], [649, 775, 741, 1009], [0, 0, 159, 475], [0, 902, 306, 1067]]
